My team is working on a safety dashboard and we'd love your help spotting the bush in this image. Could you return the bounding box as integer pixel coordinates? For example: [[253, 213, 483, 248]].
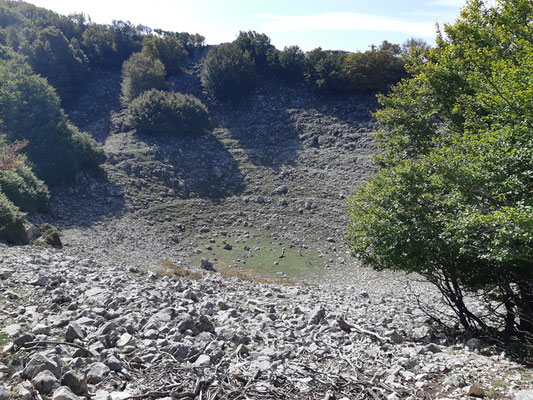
[[121, 52, 166, 104], [39, 223, 61, 247], [0, 192, 26, 244], [201, 44, 255, 102], [0, 59, 105, 185], [347, 0, 533, 336], [233, 31, 277, 73], [19, 26, 88, 104], [128, 89, 210, 136], [304, 48, 348, 94], [0, 163, 49, 213], [343, 49, 406, 93], [142, 35, 188, 76], [278, 45, 305, 82]]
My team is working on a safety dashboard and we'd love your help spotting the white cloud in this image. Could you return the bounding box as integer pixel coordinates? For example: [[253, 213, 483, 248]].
[[257, 12, 436, 37]]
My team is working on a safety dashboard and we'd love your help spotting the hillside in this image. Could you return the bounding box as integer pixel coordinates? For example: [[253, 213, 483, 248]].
[[1, 56, 532, 400]]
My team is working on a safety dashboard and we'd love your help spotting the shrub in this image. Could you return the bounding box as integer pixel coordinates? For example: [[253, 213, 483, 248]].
[[304, 48, 348, 94], [233, 31, 277, 73], [39, 223, 61, 247], [0, 59, 105, 185], [128, 89, 210, 136], [0, 163, 49, 213], [343, 49, 406, 93], [201, 44, 255, 102], [121, 52, 166, 104], [0, 192, 26, 244], [142, 35, 188, 76], [278, 45, 305, 82], [19, 26, 88, 104]]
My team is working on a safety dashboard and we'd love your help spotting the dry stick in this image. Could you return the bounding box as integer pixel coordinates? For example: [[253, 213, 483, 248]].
[[20, 340, 89, 352]]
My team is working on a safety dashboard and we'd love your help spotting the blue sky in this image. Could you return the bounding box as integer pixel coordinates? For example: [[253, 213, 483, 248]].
[[28, 0, 466, 51]]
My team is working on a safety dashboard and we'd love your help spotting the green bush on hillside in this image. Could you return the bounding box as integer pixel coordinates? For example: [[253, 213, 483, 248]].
[[121, 52, 166, 104], [304, 48, 348, 94], [233, 31, 277, 73], [0, 192, 26, 244], [278, 45, 305, 82], [142, 35, 188, 76], [0, 163, 49, 213], [343, 49, 406, 93], [128, 89, 210, 136], [18, 26, 89, 104], [201, 44, 255, 102], [0, 59, 105, 185]]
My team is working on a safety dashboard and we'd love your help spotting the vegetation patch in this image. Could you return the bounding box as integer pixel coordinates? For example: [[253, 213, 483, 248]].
[[190, 228, 326, 281]]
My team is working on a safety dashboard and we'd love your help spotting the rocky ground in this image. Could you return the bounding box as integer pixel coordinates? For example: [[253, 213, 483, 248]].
[[2, 59, 533, 399], [2, 245, 533, 400]]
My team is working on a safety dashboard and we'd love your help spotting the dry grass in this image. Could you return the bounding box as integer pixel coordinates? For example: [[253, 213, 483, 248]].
[[155, 259, 203, 280]]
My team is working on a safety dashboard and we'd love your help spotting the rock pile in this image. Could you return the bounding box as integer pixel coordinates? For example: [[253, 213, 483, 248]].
[[1, 244, 532, 399]]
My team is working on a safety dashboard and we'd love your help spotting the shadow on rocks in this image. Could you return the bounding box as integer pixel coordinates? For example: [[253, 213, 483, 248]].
[[49, 172, 127, 228], [138, 132, 245, 201]]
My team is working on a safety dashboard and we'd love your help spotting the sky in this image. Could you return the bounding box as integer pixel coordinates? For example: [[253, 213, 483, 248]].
[[27, 0, 467, 52]]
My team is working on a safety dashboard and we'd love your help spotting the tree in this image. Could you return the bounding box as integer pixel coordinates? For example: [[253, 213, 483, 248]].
[[121, 52, 166, 104], [201, 44, 255, 102], [233, 30, 277, 73], [278, 45, 305, 82], [304, 48, 348, 94], [343, 48, 406, 93], [142, 35, 188, 76], [347, 0, 533, 337]]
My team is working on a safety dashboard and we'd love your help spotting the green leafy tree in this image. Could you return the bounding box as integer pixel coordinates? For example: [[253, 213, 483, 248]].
[[233, 30, 277, 73], [142, 35, 188, 76], [121, 51, 166, 104], [201, 44, 255, 102], [128, 89, 210, 136], [347, 0, 533, 335], [304, 48, 348, 94], [343, 48, 406, 93], [278, 45, 305, 82]]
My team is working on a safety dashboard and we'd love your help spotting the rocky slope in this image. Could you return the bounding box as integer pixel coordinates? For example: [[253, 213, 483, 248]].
[[2, 244, 533, 400], [2, 62, 533, 399]]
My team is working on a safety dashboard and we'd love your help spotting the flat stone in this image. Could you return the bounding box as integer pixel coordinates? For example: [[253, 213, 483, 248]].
[[0, 386, 10, 400]]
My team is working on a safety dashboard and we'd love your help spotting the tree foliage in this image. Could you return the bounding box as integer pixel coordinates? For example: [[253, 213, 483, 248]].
[[128, 89, 210, 136], [347, 0, 533, 336], [278, 45, 305, 82], [201, 44, 255, 102], [0, 59, 105, 185], [233, 30, 277, 73], [121, 51, 166, 104], [142, 35, 188, 76], [344, 48, 406, 93]]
